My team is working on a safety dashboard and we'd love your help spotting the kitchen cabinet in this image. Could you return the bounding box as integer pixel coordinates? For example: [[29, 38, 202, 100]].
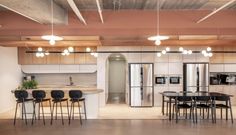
[[18, 47, 33, 65], [154, 63, 169, 74], [224, 46, 236, 63], [18, 47, 97, 65], [209, 64, 224, 72]]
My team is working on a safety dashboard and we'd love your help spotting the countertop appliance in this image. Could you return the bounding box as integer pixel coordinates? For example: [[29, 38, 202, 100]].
[[169, 76, 181, 84], [129, 63, 154, 107], [155, 76, 166, 84], [183, 63, 209, 92]]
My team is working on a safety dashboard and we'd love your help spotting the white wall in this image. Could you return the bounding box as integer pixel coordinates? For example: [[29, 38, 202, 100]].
[[0, 47, 22, 113]]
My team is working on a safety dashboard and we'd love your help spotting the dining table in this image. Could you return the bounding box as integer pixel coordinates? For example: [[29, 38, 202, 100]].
[[160, 91, 233, 121]]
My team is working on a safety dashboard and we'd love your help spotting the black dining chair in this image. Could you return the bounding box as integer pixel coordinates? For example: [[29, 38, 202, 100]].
[[13, 90, 33, 125], [68, 90, 87, 125], [214, 95, 233, 123], [50, 90, 69, 125], [162, 91, 177, 116], [172, 96, 194, 123], [31, 90, 51, 125], [193, 96, 214, 123]]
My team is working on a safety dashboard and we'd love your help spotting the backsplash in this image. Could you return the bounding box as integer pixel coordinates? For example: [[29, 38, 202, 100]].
[[24, 73, 97, 86]]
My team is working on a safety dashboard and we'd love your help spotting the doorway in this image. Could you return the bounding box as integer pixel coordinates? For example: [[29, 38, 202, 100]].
[[107, 54, 126, 104]]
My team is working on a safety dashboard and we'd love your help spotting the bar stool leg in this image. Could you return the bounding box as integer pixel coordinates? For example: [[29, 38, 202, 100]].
[[69, 102, 73, 125], [229, 100, 233, 124], [59, 101, 64, 125], [78, 102, 82, 125], [13, 102, 19, 125], [23, 101, 27, 125], [83, 100, 87, 120], [41, 102, 45, 125], [31, 102, 36, 125], [38, 103, 40, 120], [55, 102, 58, 120], [66, 100, 70, 120], [50, 102, 55, 125]]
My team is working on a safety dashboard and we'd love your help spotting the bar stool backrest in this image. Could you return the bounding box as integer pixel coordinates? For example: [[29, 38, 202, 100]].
[[14, 90, 28, 101], [195, 96, 211, 102], [69, 90, 83, 99], [51, 90, 64, 99], [32, 90, 46, 100]]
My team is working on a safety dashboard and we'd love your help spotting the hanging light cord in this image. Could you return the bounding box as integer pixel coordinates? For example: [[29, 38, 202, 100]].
[[157, 0, 160, 36], [51, 0, 54, 36]]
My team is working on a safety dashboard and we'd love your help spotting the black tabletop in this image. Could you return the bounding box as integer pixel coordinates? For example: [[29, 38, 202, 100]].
[[160, 92, 233, 97]]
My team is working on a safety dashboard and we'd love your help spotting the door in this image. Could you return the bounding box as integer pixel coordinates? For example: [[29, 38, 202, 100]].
[[129, 63, 153, 107]]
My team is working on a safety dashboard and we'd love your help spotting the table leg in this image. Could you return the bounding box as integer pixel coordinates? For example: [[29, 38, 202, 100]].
[[162, 95, 164, 115]]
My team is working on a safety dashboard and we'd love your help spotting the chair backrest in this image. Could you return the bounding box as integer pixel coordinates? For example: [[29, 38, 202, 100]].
[[194, 96, 211, 102], [51, 90, 64, 99], [176, 96, 192, 102], [32, 90, 46, 99], [14, 90, 28, 100], [214, 95, 230, 101], [69, 90, 83, 99], [163, 91, 177, 93]]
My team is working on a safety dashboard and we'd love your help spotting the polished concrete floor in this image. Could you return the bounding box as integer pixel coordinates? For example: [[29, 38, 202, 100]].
[[0, 119, 236, 135]]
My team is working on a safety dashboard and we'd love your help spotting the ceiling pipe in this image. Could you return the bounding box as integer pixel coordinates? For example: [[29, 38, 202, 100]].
[[67, 0, 87, 25], [197, 0, 236, 24], [96, 0, 104, 23]]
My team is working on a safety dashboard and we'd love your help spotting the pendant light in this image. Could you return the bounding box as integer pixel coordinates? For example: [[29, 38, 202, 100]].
[[148, 0, 169, 45], [41, 0, 63, 45]]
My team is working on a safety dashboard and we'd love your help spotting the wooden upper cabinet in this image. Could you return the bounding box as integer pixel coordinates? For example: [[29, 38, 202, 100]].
[[46, 47, 61, 64], [224, 46, 236, 63], [74, 47, 86, 64], [209, 47, 224, 63], [60, 47, 75, 64], [85, 47, 97, 64], [18, 47, 33, 65], [18, 47, 97, 65]]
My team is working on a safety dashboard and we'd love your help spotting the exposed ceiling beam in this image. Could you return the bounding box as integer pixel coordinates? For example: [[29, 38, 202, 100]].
[[67, 0, 87, 25], [0, 0, 67, 24], [197, 0, 236, 23], [96, 0, 104, 23]]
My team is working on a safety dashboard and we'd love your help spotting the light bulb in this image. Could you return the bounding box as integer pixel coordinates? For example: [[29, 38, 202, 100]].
[[45, 52, 50, 56], [38, 47, 43, 52], [207, 47, 212, 52], [64, 49, 69, 53], [162, 50, 166, 54], [179, 47, 184, 52], [40, 53, 44, 57], [155, 40, 161, 46], [94, 53, 98, 57], [61, 52, 66, 56], [86, 47, 91, 52], [202, 50, 206, 54], [36, 52, 40, 57], [68, 47, 74, 52], [188, 50, 192, 54], [49, 39, 55, 45], [166, 47, 170, 51], [183, 50, 188, 55], [204, 53, 209, 57], [90, 52, 95, 56], [156, 53, 162, 57], [208, 53, 213, 57]]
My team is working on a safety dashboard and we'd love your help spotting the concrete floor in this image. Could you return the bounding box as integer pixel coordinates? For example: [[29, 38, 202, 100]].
[[0, 119, 236, 135]]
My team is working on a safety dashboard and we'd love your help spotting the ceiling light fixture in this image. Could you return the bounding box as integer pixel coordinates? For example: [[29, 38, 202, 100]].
[[148, 0, 169, 45], [41, 0, 63, 45], [166, 47, 170, 51], [156, 53, 162, 57], [68, 47, 74, 52], [179, 47, 184, 52], [86, 47, 91, 52]]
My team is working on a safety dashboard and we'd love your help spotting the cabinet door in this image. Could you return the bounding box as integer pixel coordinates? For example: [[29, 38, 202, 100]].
[[32, 47, 47, 64], [224, 46, 236, 63], [46, 47, 61, 64], [210, 47, 224, 63], [18, 47, 33, 65], [74, 47, 86, 64], [60, 47, 75, 64], [85, 47, 97, 64]]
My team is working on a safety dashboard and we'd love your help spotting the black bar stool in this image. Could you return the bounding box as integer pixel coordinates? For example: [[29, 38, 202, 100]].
[[13, 90, 33, 125], [31, 90, 51, 125], [69, 90, 87, 125], [50, 90, 69, 125]]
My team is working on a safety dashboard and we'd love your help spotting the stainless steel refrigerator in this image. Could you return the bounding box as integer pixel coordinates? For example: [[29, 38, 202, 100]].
[[183, 63, 209, 92], [129, 63, 154, 107]]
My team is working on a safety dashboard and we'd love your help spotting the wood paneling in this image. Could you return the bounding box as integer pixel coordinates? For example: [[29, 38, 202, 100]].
[[32, 47, 47, 64], [85, 47, 97, 64], [209, 47, 224, 63], [74, 47, 86, 64], [60, 48, 75, 64], [224, 46, 236, 63], [46, 47, 61, 64]]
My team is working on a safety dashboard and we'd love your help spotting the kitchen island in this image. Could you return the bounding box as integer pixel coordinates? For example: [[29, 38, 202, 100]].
[[23, 85, 103, 119]]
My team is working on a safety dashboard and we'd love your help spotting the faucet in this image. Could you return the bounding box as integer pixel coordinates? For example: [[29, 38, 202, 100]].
[[69, 76, 74, 86]]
